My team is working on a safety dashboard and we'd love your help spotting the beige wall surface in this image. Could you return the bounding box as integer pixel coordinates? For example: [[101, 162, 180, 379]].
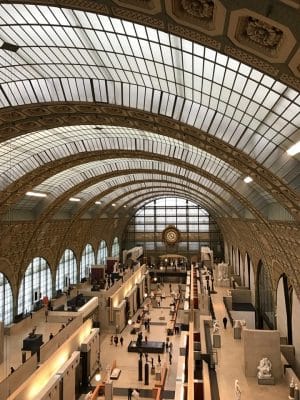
[[243, 329, 282, 379]]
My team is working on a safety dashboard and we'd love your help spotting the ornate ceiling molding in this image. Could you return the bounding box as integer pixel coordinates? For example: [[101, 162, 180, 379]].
[[3, 0, 300, 90], [165, 0, 226, 36], [228, 9, 296, 63]]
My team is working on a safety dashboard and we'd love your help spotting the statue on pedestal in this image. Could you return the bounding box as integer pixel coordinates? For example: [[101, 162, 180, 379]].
[[212, 320, 220, 334], [257, 357, 272, 379], [136, 332, 143, 347]]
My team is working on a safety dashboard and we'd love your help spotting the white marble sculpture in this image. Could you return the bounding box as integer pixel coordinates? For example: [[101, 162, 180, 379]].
[[257, 357, 272, 379], [234, 379, 241, 400], [213, 320, 220, 334]]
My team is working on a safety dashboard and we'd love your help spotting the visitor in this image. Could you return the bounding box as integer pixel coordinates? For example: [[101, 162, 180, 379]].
[[169, 352, 172, 365], [120, 336, 124, 346], [10, 367, 15, 374], [49, 332, 54, 340], [223, 316, 228, 329], [45, 308, 49, 322], [128, 388, 133, 400], [110, 335, 113, 345], [114, 335, 119, 346]]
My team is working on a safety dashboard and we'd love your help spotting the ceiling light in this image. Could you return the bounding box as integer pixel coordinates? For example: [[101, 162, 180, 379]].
[[1, 42, 19, 52], [69, 197, 80, 202], [287, 141, 300, 156], [26, 191, 47, 198], [123, 205, 127, 208], [244, 176, 253, 183], [95, 201, 102, 205], [112, 203, 116, 207]]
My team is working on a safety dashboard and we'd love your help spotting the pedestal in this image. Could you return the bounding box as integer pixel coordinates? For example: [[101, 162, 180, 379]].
[[151, 366, 155, 375], [155, 372, 161, 381], [234, 327, 241, 339], [258, 376, 275, 385], [213, 334, 221, 348], [105, 381, 113, 400]]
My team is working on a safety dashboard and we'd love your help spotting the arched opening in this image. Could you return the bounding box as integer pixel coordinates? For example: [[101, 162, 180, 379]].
[[111, 237, 120, 258], [18, 257, 52, 314], [256, 260, 275, 329], [80, 243, 95, 281], [276, 274, 292, 344], [97, 240, 108, 265], [0, 273, 13, 325], [56, 249, 77, 291]]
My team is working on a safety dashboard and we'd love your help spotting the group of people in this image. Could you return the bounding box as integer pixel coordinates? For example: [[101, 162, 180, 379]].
[[110, 335, 124, 346]]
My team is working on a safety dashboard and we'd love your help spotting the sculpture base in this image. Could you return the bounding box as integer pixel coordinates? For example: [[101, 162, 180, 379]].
[[213, 334, 221, 348], [128, 341, 165, 353], [258, 377, 275, 385]]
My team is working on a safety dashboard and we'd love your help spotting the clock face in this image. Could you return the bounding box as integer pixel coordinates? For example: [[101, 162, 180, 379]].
[[163, 227, 180, 245]]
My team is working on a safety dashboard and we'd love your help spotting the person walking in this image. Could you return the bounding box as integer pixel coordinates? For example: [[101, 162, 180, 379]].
[[45, 308, 49, 322], [120, 336, 124, 346], [223, 316, 228, 329], [169, 352, 172, 365], [128, 388, 133, 400], [114, 335, 118, 346]]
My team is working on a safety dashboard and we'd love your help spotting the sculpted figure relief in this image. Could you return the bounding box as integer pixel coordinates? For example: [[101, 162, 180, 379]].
[[181, 0, 214, 19], [257, 357, 272, 379]]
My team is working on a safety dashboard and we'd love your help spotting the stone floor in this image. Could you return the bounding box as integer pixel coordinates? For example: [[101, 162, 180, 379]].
[[0, 283, 291, 399]]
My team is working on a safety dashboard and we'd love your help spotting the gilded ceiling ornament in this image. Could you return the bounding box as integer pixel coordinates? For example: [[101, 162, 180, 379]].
[[181, 0, 214, 19], [245, 17, 283, 49]]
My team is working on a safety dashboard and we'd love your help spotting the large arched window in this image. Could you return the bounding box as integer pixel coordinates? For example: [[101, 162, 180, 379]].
[[97, 240, 108, 264], [56, 249, 77, 290], [0, 273, 13, 325], [277, 274, 292, 344], [111, 237, 119, 258], [256, 260, 275, 329], [80, 244, 95, 280], [18, 257, 52, 314], [124, 197, 222, 257]]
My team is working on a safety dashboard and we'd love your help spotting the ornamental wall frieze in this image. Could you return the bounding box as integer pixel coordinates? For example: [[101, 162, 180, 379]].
[[228, 9, 296, 63], [167, 23, 221, 50], [166, 0, 226, 36], [111, 5, 164, 28]]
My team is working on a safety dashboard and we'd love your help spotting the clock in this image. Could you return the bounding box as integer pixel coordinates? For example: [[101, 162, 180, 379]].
[[162, 226, 180, 245]]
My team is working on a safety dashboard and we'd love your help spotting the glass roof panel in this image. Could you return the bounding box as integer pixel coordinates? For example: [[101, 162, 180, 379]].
[[0, 3, 298, 191]]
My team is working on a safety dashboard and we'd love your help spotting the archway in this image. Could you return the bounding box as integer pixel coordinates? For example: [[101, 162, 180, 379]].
[[256, 260, 275, 329]]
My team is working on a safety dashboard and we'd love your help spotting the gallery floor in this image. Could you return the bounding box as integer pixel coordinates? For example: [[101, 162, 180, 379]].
[[0, 284, 290, 399]]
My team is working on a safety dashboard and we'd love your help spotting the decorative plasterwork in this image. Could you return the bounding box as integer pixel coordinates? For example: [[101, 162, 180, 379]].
[[289, 47, 300, 78], [111, 0, 161, 14], [228, 9, 296, 63], [165, 0, 226, 36]]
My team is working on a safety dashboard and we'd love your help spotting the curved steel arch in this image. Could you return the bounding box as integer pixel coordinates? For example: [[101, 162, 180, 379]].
[[1, 106, 298, 220], [3, 150, 263, 221]]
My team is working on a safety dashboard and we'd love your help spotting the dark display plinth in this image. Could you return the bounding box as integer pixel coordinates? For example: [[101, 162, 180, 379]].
[[128, 341, 165, 353], [22, 334, 43, 354]]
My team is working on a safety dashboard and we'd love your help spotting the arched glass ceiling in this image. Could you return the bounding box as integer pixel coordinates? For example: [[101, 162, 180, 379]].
[[0, 125, 239, 189], [54, 175, 240, 217], [110, 191, 221, 218], [32, 158, 265, 212], [0, 4, 299, 189], [0, 126, 273, 211]]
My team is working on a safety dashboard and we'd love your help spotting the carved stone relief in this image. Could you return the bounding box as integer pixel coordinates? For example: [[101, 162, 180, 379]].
[[228, 9, 296, 63], [165, 0, 226, 36]]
